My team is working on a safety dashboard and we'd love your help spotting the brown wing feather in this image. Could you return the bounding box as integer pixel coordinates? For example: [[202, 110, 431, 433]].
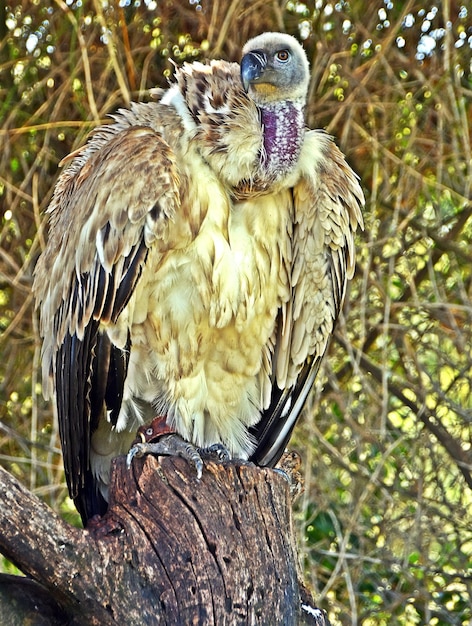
[[250, 130, 364, 467], [33, 120, 180, 521]]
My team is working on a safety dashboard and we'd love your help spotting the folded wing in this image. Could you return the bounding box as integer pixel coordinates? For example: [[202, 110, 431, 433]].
[[250, 130, 364, 467], [34, 123, 179, 520]]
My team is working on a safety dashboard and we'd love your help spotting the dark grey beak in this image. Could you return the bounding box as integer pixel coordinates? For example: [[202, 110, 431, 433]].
[[240, 51, 267, 91]]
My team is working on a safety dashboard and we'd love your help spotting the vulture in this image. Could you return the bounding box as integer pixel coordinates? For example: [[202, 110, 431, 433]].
[[34, 32, 364, 525]]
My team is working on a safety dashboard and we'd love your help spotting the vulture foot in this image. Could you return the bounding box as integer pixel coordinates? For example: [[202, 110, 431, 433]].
[[126, 435, 231, 479], [127, 434, 205, 478]]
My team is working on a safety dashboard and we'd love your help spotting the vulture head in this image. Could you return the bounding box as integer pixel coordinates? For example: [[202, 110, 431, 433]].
[[240, 32, 310, 105]]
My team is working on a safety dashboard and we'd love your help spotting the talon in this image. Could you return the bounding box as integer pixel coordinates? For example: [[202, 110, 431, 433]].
[[199, 443, 231, 462], [187, 447, 203, 480], [126, 442, 146, 468]]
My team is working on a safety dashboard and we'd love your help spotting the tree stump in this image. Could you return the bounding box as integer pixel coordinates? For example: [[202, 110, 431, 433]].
[[0, 456, 330, 625]]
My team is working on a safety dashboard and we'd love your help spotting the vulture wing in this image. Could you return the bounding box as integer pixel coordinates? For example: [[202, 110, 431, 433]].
[[250, 130, 364, 467], [34, 119, 179, 520]]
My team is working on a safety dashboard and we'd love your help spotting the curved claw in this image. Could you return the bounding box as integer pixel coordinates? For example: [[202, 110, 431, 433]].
[[183, 444, 204, 480], [126, 442, 145, 469], [199, 443, 231, 463], [126, 432, 147, 468]]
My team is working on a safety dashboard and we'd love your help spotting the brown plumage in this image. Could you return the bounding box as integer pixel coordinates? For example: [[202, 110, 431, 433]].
[[34, 32, 364, 523]]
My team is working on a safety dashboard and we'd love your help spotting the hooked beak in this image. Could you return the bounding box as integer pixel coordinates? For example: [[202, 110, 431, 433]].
[[240, 50, 267, 92]]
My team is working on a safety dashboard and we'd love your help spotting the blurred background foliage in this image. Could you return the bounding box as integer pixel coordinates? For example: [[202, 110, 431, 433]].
[[1, 0, 471, 623]]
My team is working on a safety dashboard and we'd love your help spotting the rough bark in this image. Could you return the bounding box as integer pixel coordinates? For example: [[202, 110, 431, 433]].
[[0, 456, 330, 625]]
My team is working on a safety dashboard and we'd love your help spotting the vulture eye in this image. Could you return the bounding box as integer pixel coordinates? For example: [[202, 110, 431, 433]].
[[275, 49, 290, 62]]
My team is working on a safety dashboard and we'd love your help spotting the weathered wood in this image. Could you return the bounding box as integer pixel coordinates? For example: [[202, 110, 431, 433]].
[[0, 575, 70, 626], [0, 457, 330, 625]]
